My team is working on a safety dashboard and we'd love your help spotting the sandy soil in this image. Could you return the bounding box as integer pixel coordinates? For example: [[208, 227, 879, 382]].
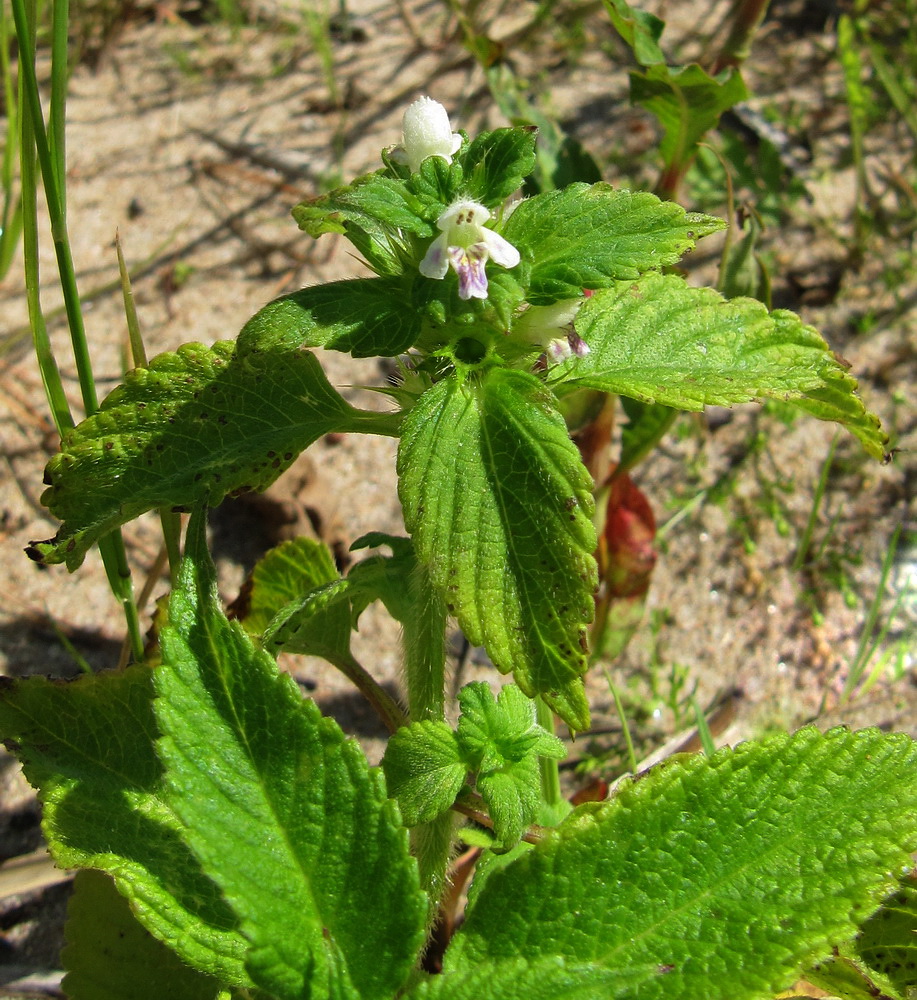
[[0, 0, 914, 990]]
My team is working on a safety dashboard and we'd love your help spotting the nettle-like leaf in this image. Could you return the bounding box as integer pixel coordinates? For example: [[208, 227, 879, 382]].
[[461, 126, 538, 205], [293, 173, 431, 274], [62, 870, 223, 1000], [28, 341, 393, 570], [501, 182, 723, 303], [155, 511, 427, 1000], [456, 683, 565, 847], [558, 275, 888, 459], [630, 62, 748, 171], [237, 276, 422, 357], [398, 367, 598, 730], [854, 876, 917, 996], [603, 0, 665, 66], [381, 720, 466, 826], [0, 665, 252, 986], [418, 727, 917, 1000], [236, 536, 340, 637]]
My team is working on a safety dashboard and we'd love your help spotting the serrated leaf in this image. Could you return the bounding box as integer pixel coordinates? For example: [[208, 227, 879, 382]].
[[0, 666, 252, 986], [62, 870, 223, 1000], [155, 511, 426, 1000], [397, 368, 597, 730], [238, 537, 340, 637], [630, 62, 748, 170], [261, 578, 353, 663], [237, 276, 422, 357], [477, 760, 541, 848], [437, 727, 917, 1000], [292, 173, 430, 274], [461, 126, 538, 205], [501, 183, 723, 304], [30, 342, 365, 569], [559, 275, 889, 459], [381, 721, 466, 826]]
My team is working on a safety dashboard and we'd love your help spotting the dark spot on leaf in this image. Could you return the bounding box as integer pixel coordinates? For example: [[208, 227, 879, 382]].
[[194, 473, 203, 481], [156, 443, 165, 451], [218, 414, 228, 424], [564, 497, 577, 511], [199, 412, 209, 420], [656, 964, 675, 975], [104, 441, 114, 450], [267, 450, 276, 458], [66, 539, 76, 552], [284, 452, 293, 460], [578, 631, 589, 652]]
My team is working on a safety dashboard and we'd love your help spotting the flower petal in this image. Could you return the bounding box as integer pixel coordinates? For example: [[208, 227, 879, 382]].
[[450, 244, 490, 300], [419, 234, 451, 279], [480, 228, 520, 269]]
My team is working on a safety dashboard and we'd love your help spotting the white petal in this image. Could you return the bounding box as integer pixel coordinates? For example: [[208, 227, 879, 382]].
[[480, 229, 520, 269], [419, 234, 450, 279], [400, 97, 462, 173]]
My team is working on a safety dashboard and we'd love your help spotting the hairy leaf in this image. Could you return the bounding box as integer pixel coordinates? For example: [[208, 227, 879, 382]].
[[29, 342, 371, 570], [436, 727, 917, 1000], [398, 368, 597, 730], [293, 173, 430, 274], [501, 183, 723, 303], [381, 721, 466, 826], [461, 126, 538, 205], [237, 536, 341, 637], [155, 512, 426, 1000], [237, 276, 422, 357], [0, 666, 251, 986], [559, 276, 888, 459], [62, 870, 224, 1000]]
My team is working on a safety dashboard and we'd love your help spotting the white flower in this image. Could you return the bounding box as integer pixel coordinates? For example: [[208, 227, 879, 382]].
[[419, 199, 520, 300], [391, 97, 462, 174], [513, 299, 590, 361]]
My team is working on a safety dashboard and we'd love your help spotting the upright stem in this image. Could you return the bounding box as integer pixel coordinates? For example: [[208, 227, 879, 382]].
[[403, 561, 452, 908], [535, 696, 562, 808], [710, 0, 771, 74]]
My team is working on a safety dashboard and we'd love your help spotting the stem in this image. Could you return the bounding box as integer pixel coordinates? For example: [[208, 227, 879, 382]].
[[14, 0, 144, 662], [535, 697, 562, 808], [332, 652, 407, 734], [403, 560, 452, 906], [710, 0, 771, 74]]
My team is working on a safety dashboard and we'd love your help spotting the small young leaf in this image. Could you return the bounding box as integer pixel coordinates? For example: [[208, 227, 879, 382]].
[[293, 173, 431, 274], [440, 727, 917, 1000], [398, 368, 598, 730], [629, 63, 748, 171], [461, 126, 538, 205], [62, 870, 223, 1000], [156, 512, 427, 1000], [0, 666, 252, 986], [456, 683, 564, 847], [559, 275, 889, 459], [29, 342, 364, 569], [237, 536, 340, 637], [501, 183, 723, 304], [261, 578, 353, 663], [237, 276, 422, 357], [381, 721, 466, 826]]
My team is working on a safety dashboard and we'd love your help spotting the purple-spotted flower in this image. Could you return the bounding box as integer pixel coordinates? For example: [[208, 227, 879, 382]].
[[391, 97, 462, 174], [513, 299, 590, 361], [419, 199, 520, 300]]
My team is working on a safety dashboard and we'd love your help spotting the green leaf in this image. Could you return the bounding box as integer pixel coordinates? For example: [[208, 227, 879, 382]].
[[28, 342, 363, 570], [456, 683, 564, 847], [461, 126, 538, 205], [618, 396, 677, 472], [559, 275, 889, 459], [237, 537, 341, 637], [62, 870, 224, 1000], [237, 276, 422, 357], [501, 183, 723, 304], [437, 727, 917, 1000], [155, 511, 426, 1000], [0, 666, 252, 986], [381, 720, 466, 826], [603, 0, 665, 66], [261, 578, 353, 663], [292, 173, 430, 274], [630, 63, 748, 171], [397, 368, 598, 730], [856, 878, 917, 996]]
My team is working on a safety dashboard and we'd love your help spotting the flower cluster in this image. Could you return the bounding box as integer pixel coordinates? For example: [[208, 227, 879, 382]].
[[394, 97, 520, 301]]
